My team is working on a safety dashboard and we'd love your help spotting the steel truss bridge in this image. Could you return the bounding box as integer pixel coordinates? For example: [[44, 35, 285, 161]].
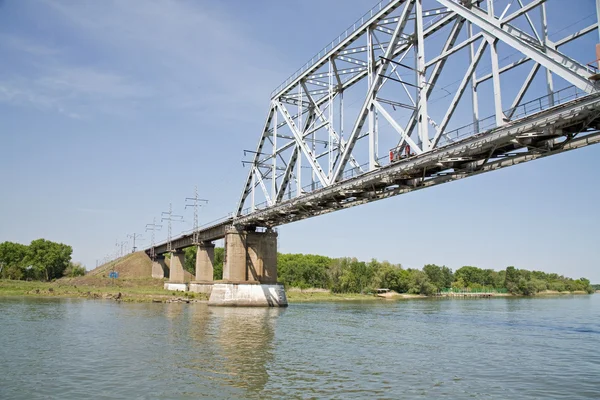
[[149, 0, 600, 256]]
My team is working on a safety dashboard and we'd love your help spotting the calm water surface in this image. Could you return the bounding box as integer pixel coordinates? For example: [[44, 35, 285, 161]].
[[1, 295, 599, 399]]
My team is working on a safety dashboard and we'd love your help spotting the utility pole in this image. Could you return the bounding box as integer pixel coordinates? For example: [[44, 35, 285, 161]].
[[145, 217, 163, 260], [127, 233, 143, 253], [185, 185, 208, 244], [161, 203, 183, 252], [119, 241, 128, 257]]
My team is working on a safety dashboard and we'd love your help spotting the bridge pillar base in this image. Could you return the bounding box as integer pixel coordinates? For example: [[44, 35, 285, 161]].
[[164, 282, 188, 292], [189, 282, 213, 295], [208, 283, 287, 307], [152, 257, 168, 279]]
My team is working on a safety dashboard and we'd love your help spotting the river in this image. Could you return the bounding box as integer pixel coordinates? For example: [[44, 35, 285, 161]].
[[1, 295, 598, 399]]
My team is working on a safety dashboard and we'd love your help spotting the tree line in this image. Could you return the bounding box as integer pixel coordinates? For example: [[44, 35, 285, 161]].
[[277, 253, 594, 295], [0, 240, 85, 281], [181, 249, 593, 295]]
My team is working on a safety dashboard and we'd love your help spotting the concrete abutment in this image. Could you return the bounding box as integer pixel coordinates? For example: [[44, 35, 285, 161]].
[[151, 256, 169, 279]]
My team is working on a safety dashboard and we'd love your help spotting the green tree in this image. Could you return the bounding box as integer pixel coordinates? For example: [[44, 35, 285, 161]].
[[423, 264, 454, 290], [0, 241, 28, 280], [63, 262, 86, 277], [25, 239, 72, 281], [278, 253, 331, 289], [184, 247, 196, 275], [214, 247, 224, 280], [504, 266, 520, 293], [406, 269, 436, 295]]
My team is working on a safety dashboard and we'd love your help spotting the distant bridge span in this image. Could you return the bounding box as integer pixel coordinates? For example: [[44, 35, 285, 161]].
[[145, 0, 600, 306]]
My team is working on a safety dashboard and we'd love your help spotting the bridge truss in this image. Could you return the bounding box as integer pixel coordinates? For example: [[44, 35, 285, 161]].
[[235, 0, 600, 227]]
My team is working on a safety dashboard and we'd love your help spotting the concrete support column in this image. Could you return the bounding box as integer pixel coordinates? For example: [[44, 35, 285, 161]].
[[247, 230, 278, 284], [190, 242, 215, 295], [151, 256, 168, 279], [210, 225, 286, 307], [223, 226, 278, 284], [169, 251, 186, 283], [195, 242, 214, 282], [223, 226, 249, 282]]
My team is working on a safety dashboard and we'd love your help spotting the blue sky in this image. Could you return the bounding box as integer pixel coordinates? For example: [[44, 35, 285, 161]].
[[1, 0, 599, 282]]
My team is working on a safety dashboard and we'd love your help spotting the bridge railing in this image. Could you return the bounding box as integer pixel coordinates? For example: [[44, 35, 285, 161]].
[[436, 85, 587, 148]]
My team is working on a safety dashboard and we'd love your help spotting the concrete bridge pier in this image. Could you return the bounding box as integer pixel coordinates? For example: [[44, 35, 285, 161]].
[[190, 242, 214, 295], [209, 226, 287, 307], [151, 256, 169, 279], [164, 250, 188, 292]]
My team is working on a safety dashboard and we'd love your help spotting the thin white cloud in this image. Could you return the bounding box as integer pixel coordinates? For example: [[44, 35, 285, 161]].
[[39, 0, 285, 112], [76, 208, 115, 215], [0, 33, 62, 56], [0, 67, 151, 118], [0, 0, 287, 121]]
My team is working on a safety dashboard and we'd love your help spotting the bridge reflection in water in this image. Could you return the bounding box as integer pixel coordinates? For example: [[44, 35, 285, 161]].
[[167, 304, 285, 395]]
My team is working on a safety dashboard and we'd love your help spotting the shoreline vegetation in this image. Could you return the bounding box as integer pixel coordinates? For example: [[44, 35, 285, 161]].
[[1, 241, 596, 303], [0, 279, 593, 303]]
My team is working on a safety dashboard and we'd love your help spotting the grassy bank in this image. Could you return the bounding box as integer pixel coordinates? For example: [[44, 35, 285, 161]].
[[0, 279, 208, 302], [1, 280, 593, 303], [286, 289, 379, 302]]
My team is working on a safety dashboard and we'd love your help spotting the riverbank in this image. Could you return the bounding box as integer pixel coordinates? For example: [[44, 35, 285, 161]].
[[0, 279, 209, 303], [0, 280, 594, 303]]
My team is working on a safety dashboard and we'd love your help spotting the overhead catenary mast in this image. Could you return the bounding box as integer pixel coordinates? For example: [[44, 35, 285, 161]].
[[145, 218, 163, 260], [127, 232, 143, 253], [161, 203, 183, 252], [185, 185, 208, 244]]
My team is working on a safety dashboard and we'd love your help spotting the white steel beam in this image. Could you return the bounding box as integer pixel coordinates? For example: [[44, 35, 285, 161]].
[[275, 101, 330, 187], [507, 63, 541, 120], [400, 17, 465, 146], [236, 106, 275, 215], [367, 27, 378, 170], [432, 40, 488, 147], [438, 0, 595, 93], [254, 166, 273, 207], [540, 3, 554, 106], [373, 100, 423, 154], [469, 21, 480, 132], [415, 0, 430, 151], [333, 0, 416, 182], [300, 82, 363, 172]]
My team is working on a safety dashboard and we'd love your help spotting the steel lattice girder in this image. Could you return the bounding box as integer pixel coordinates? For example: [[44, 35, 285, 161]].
[[235, 93, 600, 228], [236, 0, 600, 218]]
